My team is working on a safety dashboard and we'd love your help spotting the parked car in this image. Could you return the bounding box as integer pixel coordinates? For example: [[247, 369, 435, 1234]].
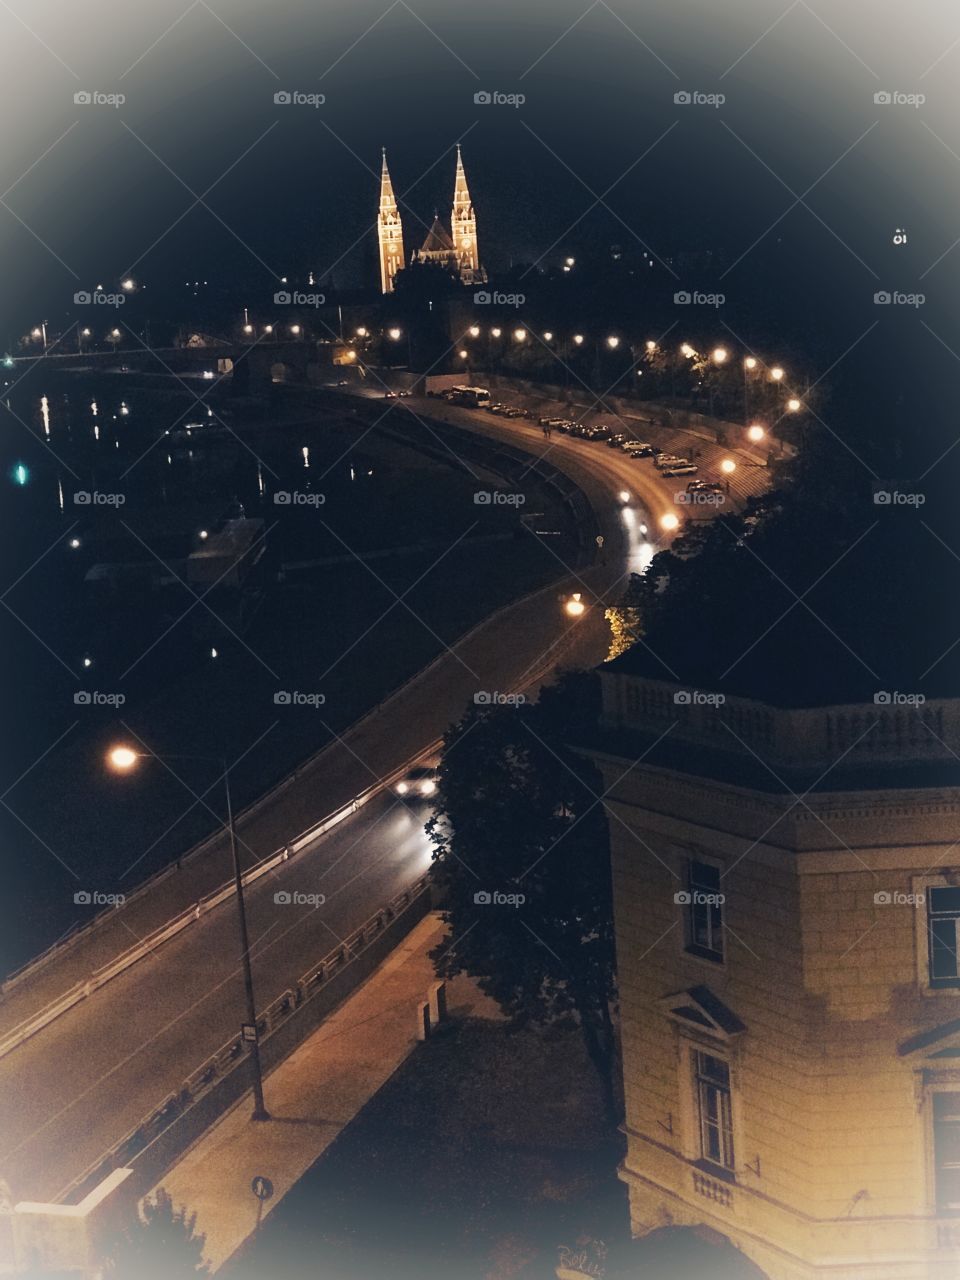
[[607, 433, 627, 448], [661, 461, 699, 477], [623, 441, 658, 456], [654, 454, 685, 469], [502, 407, 524, 418], [687, 480, 724, 494], [587, 426, 612, 441]]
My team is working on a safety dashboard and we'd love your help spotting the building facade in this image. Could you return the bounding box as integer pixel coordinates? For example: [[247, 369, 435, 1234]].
[[377, 144, 485, 293], [589, 671, 960, 1280]]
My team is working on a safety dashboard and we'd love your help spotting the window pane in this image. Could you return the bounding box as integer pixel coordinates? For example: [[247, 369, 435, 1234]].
[[930, 917, 960, 980], [931, 887, 960, 915]]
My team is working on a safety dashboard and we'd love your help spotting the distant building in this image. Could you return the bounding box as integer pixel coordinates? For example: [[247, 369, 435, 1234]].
[[587, 669, 960, 1279], [377, 145, 486, 293]]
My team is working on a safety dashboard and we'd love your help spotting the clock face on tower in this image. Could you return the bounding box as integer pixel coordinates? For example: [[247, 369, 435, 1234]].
[[462, 237, 471, 248]]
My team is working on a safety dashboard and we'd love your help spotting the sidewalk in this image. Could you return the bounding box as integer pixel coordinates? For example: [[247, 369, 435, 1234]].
[[153, 913, 463, 1272]]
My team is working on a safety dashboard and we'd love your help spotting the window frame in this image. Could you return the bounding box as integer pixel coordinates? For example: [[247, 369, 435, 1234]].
[[682, 854, 726, 965], [675, 1037, 743, 1184], [914, 875, 960, 996]]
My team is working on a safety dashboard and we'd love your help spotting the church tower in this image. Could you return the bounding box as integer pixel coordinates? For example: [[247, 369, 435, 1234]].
[[377, 148, 404, 294], [450, 144, 483, 283]]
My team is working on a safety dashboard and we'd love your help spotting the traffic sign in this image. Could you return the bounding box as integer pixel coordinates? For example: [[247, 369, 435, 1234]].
[[251, 1175, 274, 1202], [241, 1023, 258, 1043]]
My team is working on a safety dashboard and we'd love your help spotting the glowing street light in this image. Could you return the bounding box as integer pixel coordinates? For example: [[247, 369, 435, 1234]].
[[543, 331, 554, 342], [105, 743, 269, 1120], [786, 397, 802, 412], [680, 343, 696, 359], [645, 340, 657, 352], [747, 424, 766, 443], [458, 348, 468, 359], [491, 327, 502, 338], [770, 366, 784, 381], [564, 592, 586, 618], [565, 256, 575, 267], [573, 334, 584, 345], [514, 328, 526, 341], [712, 347, 728, 364], [290, 324, 301, 335], [720, 457, 737, 474], [468, 325, 480, 337], [355, 327, 368, 337], [660, 512, 680, 532], [243, 324, 254, 335], [606, 335, 620, 349], [744, 356, 758, 370], [388, 327, 402, 340], [264, 324, 273, 334], [121, 278, 135, 292], [618, 489, 631, 504]]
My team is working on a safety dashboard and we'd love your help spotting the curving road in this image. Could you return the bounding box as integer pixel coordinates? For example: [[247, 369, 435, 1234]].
[[0, 384, 752, 1206]]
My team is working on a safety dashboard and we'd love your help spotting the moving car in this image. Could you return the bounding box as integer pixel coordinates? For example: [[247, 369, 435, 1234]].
[[687, 480, 724, 495], [395, 765, 439, 800]]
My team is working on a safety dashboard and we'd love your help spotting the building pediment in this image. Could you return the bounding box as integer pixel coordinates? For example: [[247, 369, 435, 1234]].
[[899, 1018, 960, 1059], [658, 985, 746, 1041]]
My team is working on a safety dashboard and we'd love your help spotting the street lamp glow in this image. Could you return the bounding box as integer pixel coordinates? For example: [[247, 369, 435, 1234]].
[[468, 325, 480, 337], [290, 324, 301, 335], [108, 746, 139, 771], [786, 397, 802, 412], [110, 329, 121, 339], [388, 327, 402, 340], [199, 528, 209, 540], [712, 347, 728, 364], [645, 340, 657, 352], [747, 424, 766, 443], [660, 512, 680, 532], [744, 356, 758, 370], [720, 457, 737, 474], [356, 327, 367, 337], [243, 324, 253, 334], [606, 335, 620, 349], [619, 489, 631, 503], [264, 324, 273, 334], [121, 278, 135, 292], [543, 331, 553, 342], [69, 536, 81, 549], [573, 334, 584, 345], [514, 328, 526, 341], [491, 327, 502, 338], [681, 343, 695, 359], [458, 348, 468, 359], [565, 256, 575, 266], [31, 328, 41, 339], [770, 366, 784, 381], [564, 593, 586, 618]]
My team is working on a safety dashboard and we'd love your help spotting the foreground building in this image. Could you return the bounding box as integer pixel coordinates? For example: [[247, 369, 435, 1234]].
[[588, 668, 960, 1279]]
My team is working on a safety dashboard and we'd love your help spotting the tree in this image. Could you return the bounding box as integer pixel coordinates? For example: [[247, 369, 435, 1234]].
[[426, 672, 620, 1123], [103, 1188, 209, 1279]]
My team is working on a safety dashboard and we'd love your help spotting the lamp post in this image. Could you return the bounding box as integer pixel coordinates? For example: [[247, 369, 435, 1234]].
[[107, 746, 270, 1121]]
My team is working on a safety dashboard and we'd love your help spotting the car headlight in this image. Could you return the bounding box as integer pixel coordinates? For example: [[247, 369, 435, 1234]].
[[396, 782, 408, 795], [419, 779, 437, 797]]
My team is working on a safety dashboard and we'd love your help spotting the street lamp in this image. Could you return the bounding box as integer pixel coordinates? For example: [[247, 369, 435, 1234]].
[[290, 324, 301, 336], [564, 592, 586, 618], [645, 340, 657, 353], [107, 745, 270, 1121], [786, 397, 801, 412], [770, 366, 784, 382], [720, 457, 737, 474], [543, 331, 554, 342], [712, 347, 728, 364], [458, 348, 468, 359], [468, 325, 480, 338], [121, 278, 136, 293], [573, 334, 584, 346], [747, 423, 766, 443], [744, 356, 757, 370], [491, 327, 502, 338], [606, 335, 620, 349], [243, 324, 254, 335], [680, 343, 696, 359], [660, 512, 680, 532], [388, 327, 402, 341], [514, 328, 526, 342]]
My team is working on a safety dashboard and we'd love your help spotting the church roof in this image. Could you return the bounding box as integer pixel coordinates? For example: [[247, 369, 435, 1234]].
[[419, 215, 454, 254]]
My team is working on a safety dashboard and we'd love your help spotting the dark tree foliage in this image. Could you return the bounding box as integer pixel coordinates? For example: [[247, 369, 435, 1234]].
[[617, 418, 960, 704], [104, 1189, 209, 1280], [427, 672, 620, 1122]]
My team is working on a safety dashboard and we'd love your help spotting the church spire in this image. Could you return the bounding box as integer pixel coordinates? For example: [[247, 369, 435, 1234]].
[[450, 143, 481, 281], [377, 148, 404, 294]]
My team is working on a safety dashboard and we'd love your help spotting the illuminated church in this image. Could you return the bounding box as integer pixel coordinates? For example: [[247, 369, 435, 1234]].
[[377, 145, 486, 293]]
